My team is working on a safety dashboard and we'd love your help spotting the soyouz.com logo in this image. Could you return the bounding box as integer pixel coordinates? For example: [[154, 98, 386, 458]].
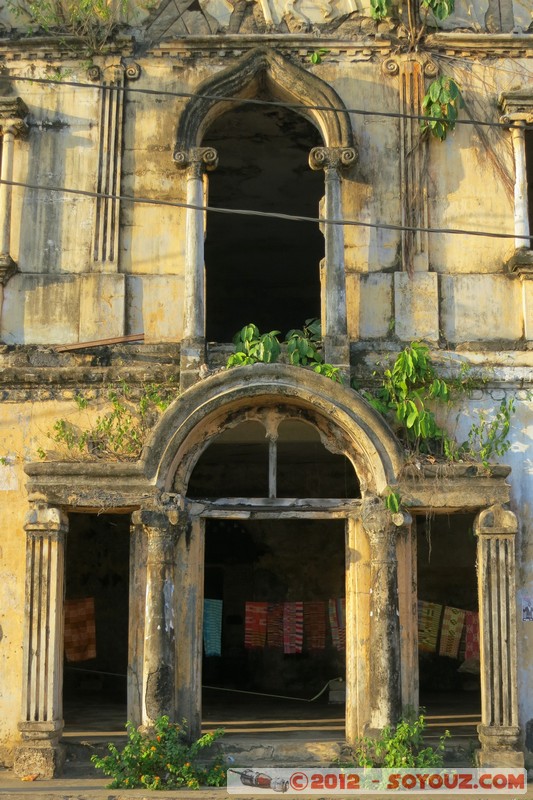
[[226, 767, 527, 794]]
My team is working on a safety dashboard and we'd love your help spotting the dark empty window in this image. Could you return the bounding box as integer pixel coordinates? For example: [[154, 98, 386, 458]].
[[203, 105, 324, 342]]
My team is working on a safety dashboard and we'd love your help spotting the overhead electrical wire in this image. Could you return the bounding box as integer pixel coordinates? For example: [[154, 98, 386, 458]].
[[4, 73, 533, 131], [1, 177, 530, 243]]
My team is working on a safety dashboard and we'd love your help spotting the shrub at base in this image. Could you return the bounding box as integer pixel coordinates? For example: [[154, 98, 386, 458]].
[[91, 716, 226, 790]]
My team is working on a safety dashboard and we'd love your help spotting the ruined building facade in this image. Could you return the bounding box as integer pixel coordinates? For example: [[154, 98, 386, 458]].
[[0, 0, 532, 778]]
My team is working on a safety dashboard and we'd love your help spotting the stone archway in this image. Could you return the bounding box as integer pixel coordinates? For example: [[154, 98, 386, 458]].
[[132, 365, 407, 742], [16, 367, 525, 775]]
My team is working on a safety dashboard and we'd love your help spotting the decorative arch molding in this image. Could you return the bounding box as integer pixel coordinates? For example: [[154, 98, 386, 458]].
[[142, 364, 403, 496], [174, 47, 355, 151]]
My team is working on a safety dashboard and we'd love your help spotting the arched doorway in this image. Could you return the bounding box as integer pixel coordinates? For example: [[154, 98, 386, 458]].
[[187, 416, 359, 731], [144, 365, 405, 742]]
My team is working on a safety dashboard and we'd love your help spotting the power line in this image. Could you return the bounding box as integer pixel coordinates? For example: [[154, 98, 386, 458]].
[[2, 177, 530, 242], [5, 73, 533, 132]]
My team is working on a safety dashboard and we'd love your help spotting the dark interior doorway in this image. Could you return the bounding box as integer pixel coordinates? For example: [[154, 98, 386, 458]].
[[63, 513, 130, 729], [203, 104, 324, 342], [416, 513, 481, 742], [202, 518, 346, 729]]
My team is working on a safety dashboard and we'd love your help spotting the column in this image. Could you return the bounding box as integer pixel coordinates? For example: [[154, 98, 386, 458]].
[[174, 147, 218, 390], [175, 514, 205, 740], [361, 497, 402, 732], [14, 503, 67, 779], [132, 508, 179, 727], [396, 520, 419, 715], [309, 146, 357, 369], [345, 516, 371, 744], [0, 98, 28, 325], [474, 504, 524, 767], [510, 124, 530, 251]]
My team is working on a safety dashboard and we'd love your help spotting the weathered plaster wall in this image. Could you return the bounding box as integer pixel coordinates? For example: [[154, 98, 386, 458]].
[[0, 48, 528, 345]]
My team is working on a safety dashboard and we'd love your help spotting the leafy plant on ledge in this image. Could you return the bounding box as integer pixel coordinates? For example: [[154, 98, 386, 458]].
[[7, 0, 131, 53], [361, 342, 516, 467], [226, 320, 343, 383]]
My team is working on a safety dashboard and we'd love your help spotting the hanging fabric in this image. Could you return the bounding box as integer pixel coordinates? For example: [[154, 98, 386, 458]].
[[64, 597, 97, 663], [203, 598, 223, 656], [328, 598, 346, 651], [304, 601, 326, 650], [245, 602, 268, 648], [417, 601, 443, 654], [267, 603, 284, 648], [439, 606, 466, 659], [464, 610, 480, 660], [283, 602, 304, 654]]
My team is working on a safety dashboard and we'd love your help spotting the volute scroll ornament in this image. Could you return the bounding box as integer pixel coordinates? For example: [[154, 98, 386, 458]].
[[309, 145, 358, 171], [174, 146, 219, 174]]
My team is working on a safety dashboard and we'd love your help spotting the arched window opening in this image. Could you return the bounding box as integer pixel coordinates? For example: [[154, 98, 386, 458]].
[[276, 420, 360, 498], [187, 421, 269, 497], [187, 417, 360, 499], [203, 105, 324, 342]]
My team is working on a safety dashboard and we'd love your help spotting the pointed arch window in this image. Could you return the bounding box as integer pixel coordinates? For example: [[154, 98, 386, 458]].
[[174, 49, 357, 385]]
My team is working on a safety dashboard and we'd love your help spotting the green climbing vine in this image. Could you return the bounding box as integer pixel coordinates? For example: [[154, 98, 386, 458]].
[[38, 380, 179, 462], [362, 342, 516, 468], [421, 76, 464, 141], [369, 0, 463, 140]]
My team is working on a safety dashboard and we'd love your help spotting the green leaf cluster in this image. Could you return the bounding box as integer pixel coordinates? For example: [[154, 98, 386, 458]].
[[370, 0, 392, 20], [421, 0, 455, 19], [364, 342, 452, 455], [463, 397, 515, 468], [421, 76, 464, 141], [91, 716, 226, 790], [309, 48, 329, 65], [227, 319, 342, 382], [7, 0, 130, 52], [342, 714, 449, 769]]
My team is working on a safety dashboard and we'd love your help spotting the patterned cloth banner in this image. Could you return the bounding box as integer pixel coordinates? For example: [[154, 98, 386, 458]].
[[328, 598, 346, 651], [464, 610, 480, 660], [245, 602, 268, 648], [304, 601, 326, 650], [283, 602, 304, 654], [203, 598, 223, 657], [439, 606, 466, 659], [64, 597, 97, 663], [267, 603, 284, 649], [418, 601, 443, 654]]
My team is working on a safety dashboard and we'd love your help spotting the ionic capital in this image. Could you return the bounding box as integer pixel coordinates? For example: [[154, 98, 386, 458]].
[[309, 146, 358, 173], [173, 146, 219, 177]]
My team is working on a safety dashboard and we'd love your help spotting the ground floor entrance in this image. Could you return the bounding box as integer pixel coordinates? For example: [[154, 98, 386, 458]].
[[14, 367, 525, 776]]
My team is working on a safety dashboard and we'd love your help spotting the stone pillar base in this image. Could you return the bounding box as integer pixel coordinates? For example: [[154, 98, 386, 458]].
[[323, 334, 350, 373], [180, 339, 205, 390], [476, 725, 524, 768], [13, 743, 65, 779]]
